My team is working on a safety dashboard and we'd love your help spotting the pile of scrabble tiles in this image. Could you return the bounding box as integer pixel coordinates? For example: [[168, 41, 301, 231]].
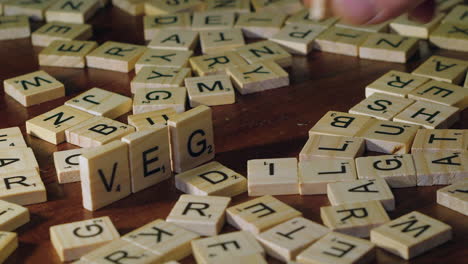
[[0, 0, 467, 263]]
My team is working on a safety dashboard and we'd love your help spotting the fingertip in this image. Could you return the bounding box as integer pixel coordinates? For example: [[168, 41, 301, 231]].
[[408, 0, 436, 23], [331, 0, 378, 25]]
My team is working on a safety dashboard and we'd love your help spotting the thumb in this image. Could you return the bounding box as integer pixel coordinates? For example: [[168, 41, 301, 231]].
[[331, 0, 428, 25]]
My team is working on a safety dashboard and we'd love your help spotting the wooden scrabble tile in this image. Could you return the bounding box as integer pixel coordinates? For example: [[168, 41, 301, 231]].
[[200, 28, 245, 55], [127, 108, 177, 131], [175, 161, 247, 197], [314, 26, 369, 56], [143, 13, 191, 41], [31, 21, 92, 47], [411, 129, 468, 153], [356, 154, 417, 188], [235, 40, 292, 67], [145, 0, 205, 15], [436, 0, 463, 11], [53, 148, 85, 184], [408, 80, 468, 110], [327, 179, 395, 211], [437, 181, 468, 216], [192, 11, 235, 31], [308, 111, 373, 138], [359, 33, 419, 63], [390, 13, 445, 39], [185, 74, 235, 107], [3, 0, 57, 20], [189, 51, 248, 76], [0, 231, 17, 263], [296, 232, 375, 264], [257, 217, 329, 262], [65, 116, 135, 148], [370, 211, 452, 260], [65, 88, 132, 119], [235, 12, 287, 38], [148, 29, 199, 51], [430, 23, 468, 52], [247, 158, 298, 196], [365, 70, 430, 98], [122, 219, 200, 262], [26, 105, 94, 145], [320, 201, 389, 238], [81, 238, 162, 263], [300, 134, 365, 161], [205, 0, 250, 14], [86, 41, 146, 72], [166, 194, 231, 236], [412, 55, 468, 84], [0, 169, 47, 205], [0, 127, 27, 148], [0, 200, 29, 231], [132, 87, 187, 114], [0, 15, 30, 40], [413, 151, 468, 186], [393, 101, 460, 129], [226, 195, 302, 234], [191, 231, 265, 264], [356, 119, 419, 154], [50, 216, 120, 261], [121, 126, 171, 193], [112, 0, 146, 16], [167, 105, 215, 173], [0, 147, 38, 173], [38, 40, 98, 68], [299, 159, 357, 195], [442, 4, 468, 25], [3, 70, 65, 107], [135, 49, 192, 73], [130, 67, 191, 93], [286, 9, 339, 28], [270, 24, 325, 55], [336, 21, 390, 33], [227, 61, 289, 95], [80, 141, 131, 211], [45, 0, 100, 23], [349, 93, 415, 120], [252, 0, 302, 15]]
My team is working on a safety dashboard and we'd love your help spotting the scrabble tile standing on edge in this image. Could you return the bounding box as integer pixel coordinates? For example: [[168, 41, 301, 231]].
[[389, 13, 445, 39], [412, 55, 468, 85], [185, 74, 236, 107], [200, 28, 245, 55], [65, 87, 132, 119], [38, 40, 98, 68], [167, 105, 215, 173], [299, 134, 365, 160], [429, 23, 468, 52], [257, 217, 329, 262], [0, 169, 47, 205], [235, 12, 287, 38], [80, 141, 131, 211], [26, 105, 94, 145], [0, 15, 30, 40], [365, 70, 430, 98], [235, 40, 293, 68], [437, 181, 468, 216], [314, 26, 369, 56], [122, 219, 200, 262], [31, 22, 92, 47], [148, 29, 199, 51], [0, 200, 29, 231], [130, 67, 191, 93], [349, 93, 415, 121], [247, 158, 299, 196], [175, 161, 247, 197], [191, 231, 265, 264], [49, 216, 120, 262], [270, 24, 326, 55], [132, 87, 187, 114], [393, 101, 459, 129], [166, 194, 231, 236], [296, 232, 375, 264], [3, 0, 57, 21], [81, 239, 161, 263], [53, 148, 86, 184], [112, 0, 147, 16], [189, 51, 248, 76], [135, 49, 193, 73], [0, 231, 17, 263], [413, 151, 468, 186], [308, 111, 374, 138], [370, 211, 452, 260], [0, 147, 39, 173], [127, 108, 177, 131], [0, 127, 27, 148], [4, 70, 65, 107], [320, 201, 390, 238], [226, 195, 302, 234], [411, 129, 468, 153], [86, 41, 146, 72], [45, 0, 100, 24], [227, 61, 289, 95], [143, 13, 191, 41], [327, 179, 395, 211], [359, 33, 419, 63], [121, 126, 172, 193]]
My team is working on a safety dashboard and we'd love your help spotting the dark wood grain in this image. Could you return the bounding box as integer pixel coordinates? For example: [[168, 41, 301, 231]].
[[0, 6, 467, 264]]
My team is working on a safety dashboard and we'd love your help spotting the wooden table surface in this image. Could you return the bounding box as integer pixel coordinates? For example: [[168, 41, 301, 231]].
[[0, 5, 467, 264]]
